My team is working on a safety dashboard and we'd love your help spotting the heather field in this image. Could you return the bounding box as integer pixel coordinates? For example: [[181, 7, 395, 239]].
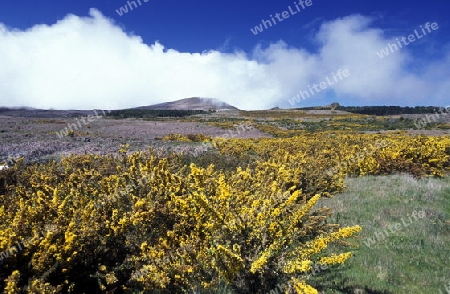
[[1, 110, 449, 164], [0, 112, 267, 164], [0, 110, 449, 293]]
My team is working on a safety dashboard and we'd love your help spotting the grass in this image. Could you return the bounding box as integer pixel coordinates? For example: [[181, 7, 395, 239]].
[[313, 174, 450, 294]]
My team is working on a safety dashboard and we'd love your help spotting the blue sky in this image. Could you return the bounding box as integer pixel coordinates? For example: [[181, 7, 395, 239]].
[[0, 0, 448, 110]]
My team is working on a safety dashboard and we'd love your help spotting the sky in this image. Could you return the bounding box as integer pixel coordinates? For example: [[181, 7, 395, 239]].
[[0, 0, 448, 110]]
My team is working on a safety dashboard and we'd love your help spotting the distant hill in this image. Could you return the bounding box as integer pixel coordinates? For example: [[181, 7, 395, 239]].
[[0, 97, 238, 118], [105, 97, 239, 119], [137, 97, 239, 111]]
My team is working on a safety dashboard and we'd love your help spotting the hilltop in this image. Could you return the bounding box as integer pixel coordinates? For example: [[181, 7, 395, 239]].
[[136, 97, 239, 111]]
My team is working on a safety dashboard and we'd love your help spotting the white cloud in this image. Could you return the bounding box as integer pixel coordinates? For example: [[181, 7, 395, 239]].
[[0, 9, 448, 110]]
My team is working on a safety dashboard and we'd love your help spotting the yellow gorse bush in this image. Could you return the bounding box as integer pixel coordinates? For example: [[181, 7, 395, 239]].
[[162, 133, 212, 142], [0, 132, 448, 293]]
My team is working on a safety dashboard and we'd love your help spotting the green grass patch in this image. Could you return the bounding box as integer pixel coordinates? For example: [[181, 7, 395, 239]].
[[314, 174, 450, 294]]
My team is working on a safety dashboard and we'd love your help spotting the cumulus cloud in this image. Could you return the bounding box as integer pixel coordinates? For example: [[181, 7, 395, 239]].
[[0, 9, 448, 110]]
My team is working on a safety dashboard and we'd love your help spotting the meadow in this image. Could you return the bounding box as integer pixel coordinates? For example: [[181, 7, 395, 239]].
[[0, 109, 449, 293]]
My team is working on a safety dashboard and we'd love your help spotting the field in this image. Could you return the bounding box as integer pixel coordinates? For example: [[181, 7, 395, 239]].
[[0, 109, 449, 293]]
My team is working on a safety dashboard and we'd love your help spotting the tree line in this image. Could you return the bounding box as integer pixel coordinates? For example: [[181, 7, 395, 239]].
[[106, 109, 214, 118], [296, 104, 444, 115]]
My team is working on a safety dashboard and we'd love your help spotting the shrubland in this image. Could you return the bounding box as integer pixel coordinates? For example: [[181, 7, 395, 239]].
[[0, 132, 449, 293]]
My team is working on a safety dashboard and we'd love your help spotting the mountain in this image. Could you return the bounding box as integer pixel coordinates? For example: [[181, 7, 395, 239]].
[[0, 97, 238, 117], [136, 97, 239, 111]]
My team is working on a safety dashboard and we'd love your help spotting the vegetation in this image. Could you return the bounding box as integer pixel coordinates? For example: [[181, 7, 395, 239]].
[[336, 105, 447, 116], [161, 133, 212, 142], [1, 131, 449, 293], [246, 117, 448, 137], [296, 105, 448, 115], [314, 175, 450, 293], [0, 145, 360, 293], [106, 109, 214, 119]]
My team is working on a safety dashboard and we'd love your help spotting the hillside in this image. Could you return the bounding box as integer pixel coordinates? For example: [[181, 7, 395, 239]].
[[0, 97, 238, 118], [136, 97, 239, 111]]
